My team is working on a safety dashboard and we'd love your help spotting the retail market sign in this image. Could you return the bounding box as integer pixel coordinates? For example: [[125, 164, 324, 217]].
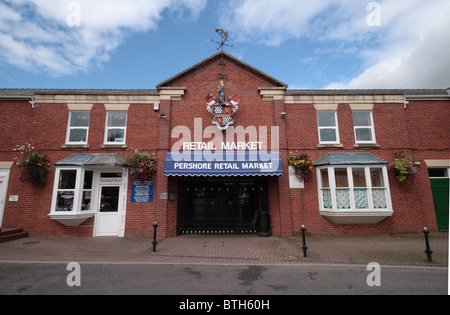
[[182, 142, 264, 151], [164, 151, 283, 177]]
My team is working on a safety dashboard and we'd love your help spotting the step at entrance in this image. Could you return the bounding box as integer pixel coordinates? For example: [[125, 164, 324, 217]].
[[0, 228, 29, 243]]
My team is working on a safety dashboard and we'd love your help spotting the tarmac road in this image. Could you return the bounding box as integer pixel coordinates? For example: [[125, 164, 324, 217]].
[[0, 262, 447, 296]]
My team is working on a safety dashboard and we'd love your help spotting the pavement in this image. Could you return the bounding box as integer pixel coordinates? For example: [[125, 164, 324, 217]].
[[0, 232, 448, 268]]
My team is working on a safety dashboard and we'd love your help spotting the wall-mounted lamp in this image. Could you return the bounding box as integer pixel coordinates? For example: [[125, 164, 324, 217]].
[[154, 103, 160, 112], [159, 113, 167, 119], [281, 112, 286, 118]]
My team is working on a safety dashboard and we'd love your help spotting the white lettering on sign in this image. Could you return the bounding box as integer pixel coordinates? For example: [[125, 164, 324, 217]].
[[183, 142, 216, 151], [214, 163, 239, 170], [171, 119, 280, 154], [174, 163, 213, 170], [241, 163, 273, 170], [221, 142, 263, 151], [173, 162, 276, 171], [182, 142, 263, 151]]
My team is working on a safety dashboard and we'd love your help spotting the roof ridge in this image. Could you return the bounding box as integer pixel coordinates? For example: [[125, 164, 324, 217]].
[[156, 51, 288, 88]]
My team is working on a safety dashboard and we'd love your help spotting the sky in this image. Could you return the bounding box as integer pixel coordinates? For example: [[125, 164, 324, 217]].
[[0, 0, 449, 90]]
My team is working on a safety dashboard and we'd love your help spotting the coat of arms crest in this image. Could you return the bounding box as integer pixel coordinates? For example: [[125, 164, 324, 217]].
[[206, 81, 239, 131]]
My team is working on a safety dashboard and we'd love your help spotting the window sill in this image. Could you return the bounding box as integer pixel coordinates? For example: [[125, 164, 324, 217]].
[[354, 143, 380, 148], [101, 144, 128, 149], [62, 144, 90, 149], [320, 209, 393, 224], [317, 144, 343, 148], [49, 213, 95, 227]]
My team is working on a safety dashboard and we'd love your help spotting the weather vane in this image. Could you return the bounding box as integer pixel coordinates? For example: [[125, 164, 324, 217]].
[[212, 29, 233, 52]]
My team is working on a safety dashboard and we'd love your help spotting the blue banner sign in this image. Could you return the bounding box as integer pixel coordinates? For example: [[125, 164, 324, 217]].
[[164, 152, 283, 177]]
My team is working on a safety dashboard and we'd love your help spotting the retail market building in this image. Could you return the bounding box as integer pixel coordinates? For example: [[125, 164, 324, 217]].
[[0, 52, 449, 238]]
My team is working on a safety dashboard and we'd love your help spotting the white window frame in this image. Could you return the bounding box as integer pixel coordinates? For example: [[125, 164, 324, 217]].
[[50, 168, 96, 214], [81, 170, 94, 212], [49, 167, 96, 226], [317, 165, 393, 224], [353, 110, 376, 144], [65, 111, 90, 145], [317, 111, 340, 144], [104, 111, 128, 145]]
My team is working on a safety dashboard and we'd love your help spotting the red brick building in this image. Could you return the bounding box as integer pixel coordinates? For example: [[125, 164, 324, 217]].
[[0, 52, 449, 238]]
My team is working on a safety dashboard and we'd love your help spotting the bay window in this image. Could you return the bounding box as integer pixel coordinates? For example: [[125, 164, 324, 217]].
[[53, 168, 94, 213], [49, 168, 95, 226], [315, 153, 393, 224]]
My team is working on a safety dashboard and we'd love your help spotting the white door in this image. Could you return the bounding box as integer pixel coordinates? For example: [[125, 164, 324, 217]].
[[95, 185, 121, 236], [0, 170, 10, 228]]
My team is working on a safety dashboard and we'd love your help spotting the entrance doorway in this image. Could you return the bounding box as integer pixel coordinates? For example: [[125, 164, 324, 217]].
[[429, 168, 449, 232], [93, 170, 128, 237], [431, 179, 449, 231], [178, 177, 269, 234], [95, 185, 121, 236]]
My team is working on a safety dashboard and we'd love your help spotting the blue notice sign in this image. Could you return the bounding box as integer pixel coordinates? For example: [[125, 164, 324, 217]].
[[131, 181, 154, 203]]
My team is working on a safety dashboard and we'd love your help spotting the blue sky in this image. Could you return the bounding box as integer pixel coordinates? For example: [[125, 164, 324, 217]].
[[1, 0, 449, 90]]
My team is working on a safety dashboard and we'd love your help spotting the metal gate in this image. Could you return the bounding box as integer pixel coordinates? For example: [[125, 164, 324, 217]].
[[178, 177, 268, 235]]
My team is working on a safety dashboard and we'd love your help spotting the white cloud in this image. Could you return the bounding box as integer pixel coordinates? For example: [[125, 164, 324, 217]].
[[1, 0, 449, 89], [222, 0, 337, 46], [328, 0, 450, 89], [0, 0, 207, 75], [222, 0, 450, 89]]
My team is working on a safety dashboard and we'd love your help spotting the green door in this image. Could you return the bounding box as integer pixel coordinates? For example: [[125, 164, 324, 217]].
[[430, 179, 449, 231]]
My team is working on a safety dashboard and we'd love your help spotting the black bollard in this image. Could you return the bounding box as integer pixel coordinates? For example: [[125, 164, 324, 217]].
[[153, 222, 158, 253], [423, 227, 433, 262], [301, 225, 308, 258]]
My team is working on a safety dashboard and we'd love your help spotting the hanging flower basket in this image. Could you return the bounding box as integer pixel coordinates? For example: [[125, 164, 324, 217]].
[[391, 153, 419, 184], [123, 149, 157, 183], [288, 152, 315, 182], [13, 143, 50, 188]]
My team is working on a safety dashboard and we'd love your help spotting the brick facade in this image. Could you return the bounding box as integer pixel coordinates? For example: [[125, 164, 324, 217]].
[[0, 52, 448, 238]]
